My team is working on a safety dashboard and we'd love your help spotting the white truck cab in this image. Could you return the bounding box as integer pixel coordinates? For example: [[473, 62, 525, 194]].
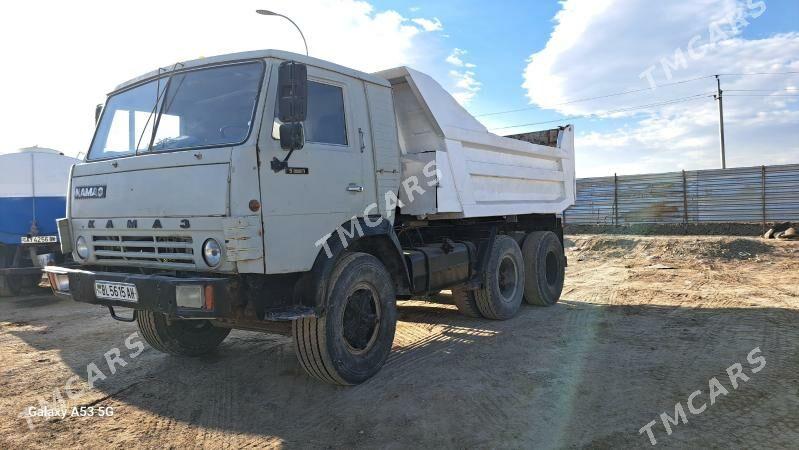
[[46, 50, 575, 385]]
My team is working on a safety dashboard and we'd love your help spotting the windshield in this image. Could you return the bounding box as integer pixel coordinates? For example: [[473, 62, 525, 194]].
[[88, 61, 264, 160]]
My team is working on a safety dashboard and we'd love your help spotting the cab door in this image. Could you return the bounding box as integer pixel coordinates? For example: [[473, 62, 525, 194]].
[[258, 62, 373, 274]]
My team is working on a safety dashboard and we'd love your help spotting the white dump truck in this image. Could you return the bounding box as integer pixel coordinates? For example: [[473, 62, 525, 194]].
[[45, 50, 575, 384]]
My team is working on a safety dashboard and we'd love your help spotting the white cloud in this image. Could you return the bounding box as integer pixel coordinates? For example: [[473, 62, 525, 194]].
[[412, 17, 443, 32], [520, 0, 799, 177], [445, 48, 476, 68], [0, 0, 445, 156], [449, 70, 482, 105], [445, 48, 480, 104]]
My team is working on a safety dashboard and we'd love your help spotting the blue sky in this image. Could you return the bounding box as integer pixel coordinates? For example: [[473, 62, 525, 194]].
[[372, 1, 564, 118], [373, 0, 799, 176], [2, 0, 797, 177], [372, 0, 564, 125]]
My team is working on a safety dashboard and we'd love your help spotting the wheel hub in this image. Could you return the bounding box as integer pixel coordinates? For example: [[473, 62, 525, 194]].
[[497, 255, 518, 301], [545, 251, 559, 286], [342, 284, 380, 353]]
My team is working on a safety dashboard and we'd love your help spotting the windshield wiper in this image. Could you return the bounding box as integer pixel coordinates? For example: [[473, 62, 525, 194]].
[[135, 62, 183, 153]]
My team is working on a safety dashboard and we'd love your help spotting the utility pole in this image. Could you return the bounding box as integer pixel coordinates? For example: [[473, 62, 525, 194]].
[[714, 75, 727, 169]]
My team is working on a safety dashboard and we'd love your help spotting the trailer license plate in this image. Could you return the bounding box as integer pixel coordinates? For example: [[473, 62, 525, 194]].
[[94, 281, 138, 303], [21, 236, 58, 244]]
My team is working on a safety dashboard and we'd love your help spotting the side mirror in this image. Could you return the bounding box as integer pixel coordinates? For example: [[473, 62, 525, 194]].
[[277, 61, 307, 123], [279, 123, 305, 151], [95, 104, 104, 124]]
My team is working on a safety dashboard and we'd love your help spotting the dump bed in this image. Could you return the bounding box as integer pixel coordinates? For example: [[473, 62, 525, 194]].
[[375, 67, 575, 220]]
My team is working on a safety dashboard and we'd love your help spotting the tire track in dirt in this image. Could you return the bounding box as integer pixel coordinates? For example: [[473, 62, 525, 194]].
[[520, 291, 607, 448], [4, 235, 798, 448], [280, 304, 545, 445], [193, 358, 236, 448], [385, 323, 498, 376]]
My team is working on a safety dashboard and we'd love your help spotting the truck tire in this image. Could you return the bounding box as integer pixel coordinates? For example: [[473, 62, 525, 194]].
[[521, 231, 565, 306], [450, 285, 481, 318], [293, 252, 397, 385], [136, 311, 231, 356], [473, 235, 525, 320]]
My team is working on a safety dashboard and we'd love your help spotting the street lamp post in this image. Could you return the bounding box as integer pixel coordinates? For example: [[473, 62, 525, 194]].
[[255, 9, 309, 56]]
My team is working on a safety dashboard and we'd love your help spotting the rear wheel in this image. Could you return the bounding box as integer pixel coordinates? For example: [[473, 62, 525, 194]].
[[136, 311, 231, 356], [293, 252, 397, 385], [522, 231, 565, 306], [473, 235, 525, 320]]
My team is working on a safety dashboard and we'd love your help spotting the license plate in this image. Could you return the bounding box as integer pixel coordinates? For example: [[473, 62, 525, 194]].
[[21, 236, 58, 244], [94, 281, 139, 303]]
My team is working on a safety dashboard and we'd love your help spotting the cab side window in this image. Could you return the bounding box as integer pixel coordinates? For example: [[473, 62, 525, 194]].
[[273, 80, 348, 146]]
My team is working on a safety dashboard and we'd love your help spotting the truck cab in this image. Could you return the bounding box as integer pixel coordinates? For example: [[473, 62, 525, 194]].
[[46, 50, 575, 385]]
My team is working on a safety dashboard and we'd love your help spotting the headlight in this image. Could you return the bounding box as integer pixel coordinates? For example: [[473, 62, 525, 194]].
[[202, 238, 222, 267], [76, 236, 89, 259]]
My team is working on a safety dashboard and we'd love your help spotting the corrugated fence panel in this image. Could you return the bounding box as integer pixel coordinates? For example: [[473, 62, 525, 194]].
[[766, 164, 799, 222], [565, 163, 799, 225], [692, 166, 764, 222], [565, 177, 615, 224], [616, 172, 685, 224]]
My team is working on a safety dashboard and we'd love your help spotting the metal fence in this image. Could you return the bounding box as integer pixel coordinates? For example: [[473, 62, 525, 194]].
[[564, 163, 799, 227]]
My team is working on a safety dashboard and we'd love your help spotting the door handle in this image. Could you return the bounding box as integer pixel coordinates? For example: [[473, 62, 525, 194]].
[[358, 128, 366, 153], [347, 183, 364, 193]]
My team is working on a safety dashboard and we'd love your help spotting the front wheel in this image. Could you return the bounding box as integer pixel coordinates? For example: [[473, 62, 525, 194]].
[[293, 252, 397, 385], [136, 311, 231, 356]]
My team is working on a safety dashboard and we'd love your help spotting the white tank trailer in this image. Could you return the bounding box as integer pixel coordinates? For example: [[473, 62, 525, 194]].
[[0, 147, 77, 295], [45, 50, 575, 384]]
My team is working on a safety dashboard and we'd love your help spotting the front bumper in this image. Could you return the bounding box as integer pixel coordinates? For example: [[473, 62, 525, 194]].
[[43, 266, 236, 319], [0, 267, 43, 276]]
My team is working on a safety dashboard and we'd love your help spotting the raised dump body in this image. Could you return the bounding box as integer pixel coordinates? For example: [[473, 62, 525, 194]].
[[376, 67, 575, 219]]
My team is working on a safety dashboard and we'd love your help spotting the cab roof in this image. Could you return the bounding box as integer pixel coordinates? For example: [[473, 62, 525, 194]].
[[113, 49, 392, 93]]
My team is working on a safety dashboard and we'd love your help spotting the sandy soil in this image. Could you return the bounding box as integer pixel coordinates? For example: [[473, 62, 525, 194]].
[[1, 235, 798, 449]]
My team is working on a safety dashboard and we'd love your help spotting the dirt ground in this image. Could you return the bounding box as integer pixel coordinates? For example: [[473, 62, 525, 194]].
[[1, 235, 798, 449]]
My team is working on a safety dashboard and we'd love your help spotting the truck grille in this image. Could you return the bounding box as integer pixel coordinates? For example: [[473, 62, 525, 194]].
[[92, 235, 195, 267]]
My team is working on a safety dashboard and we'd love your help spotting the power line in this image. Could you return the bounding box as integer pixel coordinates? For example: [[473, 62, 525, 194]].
[[475, 71, 799, 118], [494, 93, 713, 130], [725, 94, 799, 97], [491, 93, 713, 131], [717, 71, 799, 76], [726, 88, 798, 92], [482, 70, 798, 171], [475, 75, 715, 117]]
